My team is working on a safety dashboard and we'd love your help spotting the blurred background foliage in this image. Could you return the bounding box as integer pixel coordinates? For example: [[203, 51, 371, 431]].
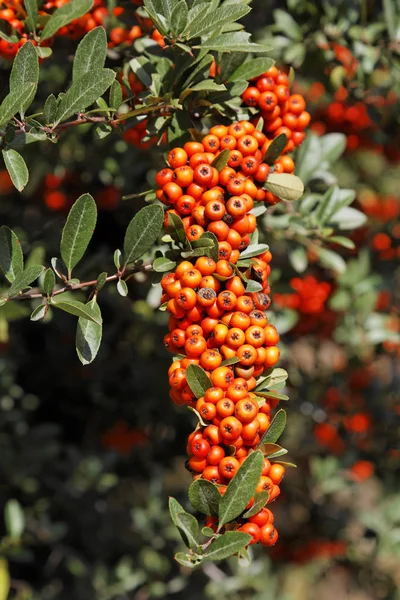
[[1, 0, 400, 599]]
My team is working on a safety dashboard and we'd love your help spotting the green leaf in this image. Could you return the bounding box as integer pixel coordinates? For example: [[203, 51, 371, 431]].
[[255, 390, 289, 401], [117, 279, 128, 296], [289, 246, 307, 273], [25, 0, 38, 32], [54, 68, 116, 125], [184, 4, 251, 39], [263, 134, 287, 165], [245, 280, 262, 293], [153, 257, 176, 272], [40, 0, 94, 39], [259, 409, 286, 445], [329, 289, 351, 311], [188, 479, 221, 516], [330, 207, 367, 230], [218, 450, 263, 528], [204, 531, 252, 561], [320, 133, 346, 165], [243, 491, 270, 518], [9, 41, 39, 116], [0, 42, 39, 127], [123, 205, 164, 266], [194, 32, 269, 53], [273, 9, 302, 40], [259, 443, 287, 458], [96, 272, 107, 290], [264, 173, 304, 201], [170, 0, 188, 35], [4, 499, 25, 540], [36, 46, 53, 58], [317, 247, 346, 273], [174, 552, 196, 568], [185, 364, 213, 399], [328, 236, 355, 250], [196, 232, 218, 262], [228, 57, 274, 82], [52, 299, 102, 324], [60, 194, 97, 275], [76, 299, 102, 364], [166, 211, 187, 245], [7, 265, 44, 297], [42, 268, 56, 296], [169, 497, 191, 534], [113, 249, 122, 270], [30, 304, 47, 321], [0, 226, 24, 283], [239, 244, 269, 259], [109, 81, 123, 112], [2, 149, 29, 192], [220, 356, 240, 367], [211, 149, 230, 172], [255, 367, 288, 391], [72, 27, 107, 82], [43, 94, 58, 124], [175, 512, 199, 549]]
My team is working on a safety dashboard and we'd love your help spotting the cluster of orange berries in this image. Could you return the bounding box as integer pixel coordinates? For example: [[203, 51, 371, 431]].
[[156, 120, 296, 262], [0, 0, 150, 59], [274, 275, 332, 315], [162, 252, 283, 546], [241, 66, 310, 153]]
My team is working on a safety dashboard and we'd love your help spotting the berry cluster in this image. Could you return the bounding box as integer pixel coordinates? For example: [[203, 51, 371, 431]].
[[241, 66, 310, 153], [0, 0, 149, 59], [156, 120, 296, 263], [162, 251, 283, 546]]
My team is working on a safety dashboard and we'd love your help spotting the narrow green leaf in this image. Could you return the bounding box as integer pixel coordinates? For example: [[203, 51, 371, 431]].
[[239, 243, 269, 259], [184, 5, 251, 39], [328, 236, 355, 250], [0, 89, 37, 129], [273, 9, 302, 40], [320, 133, 347, 165], [211, 149, 230, 172], [204, 531, 252, 561], [194, 32, 269, 53], [188, 480, 221, 516], [4, 499, 25, 540], [170, 0, 188, 35], [228, 57, 274, 82], [72, 27, 107, 82], [218, 450, 263, 528], [259, 409, 287, 445], [54, 68, 116, 125], [25, 0, 38, 32], [330, 206, 367, 230], [109, 81, 123, 112], [52, 299, 102, 324], [220, 356, 240, 367], [76, 299, 102, 364], [9, 41, 39, 115], [153, 257, 176, 272], [318, 247, 346, 273], [2, 149, 29, 192], [40, 0, 94, 40], [30, 304, 47, 321], [42, 268, 56, 296], [43, 94, 58, 124], [114, 249, 122, 269], [197, 231, 218, 262], [264, 173, 304, 202], [123, 205, 164, 266], [245, 280, 263, 293], [255, 367, 288, 391], [243, 491, 270, 518], [0, 226, 24, 283], [36, 46, 52, 58], [60, 194, 97, 274], [186, 364, 213, 399], [169, 496, 186, 527], [8, 265, 44, 297], [259, 442, 286, 458], [175, 512, 199, 549], [255, 390, 289, 401], [263, 134, 287, 165]]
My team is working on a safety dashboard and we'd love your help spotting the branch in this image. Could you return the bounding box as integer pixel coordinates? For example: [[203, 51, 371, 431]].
[[5, 263, 153, 303]]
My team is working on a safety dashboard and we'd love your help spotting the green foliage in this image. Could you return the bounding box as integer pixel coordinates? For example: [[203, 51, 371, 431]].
[[60, 194, 97, 276]]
